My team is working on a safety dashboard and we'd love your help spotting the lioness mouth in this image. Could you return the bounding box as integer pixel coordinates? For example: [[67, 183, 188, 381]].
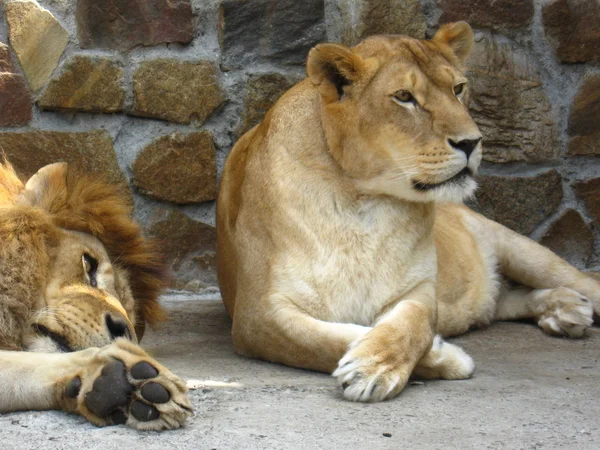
[[33, 324, 73, 353], [412, 167, 472, 191]]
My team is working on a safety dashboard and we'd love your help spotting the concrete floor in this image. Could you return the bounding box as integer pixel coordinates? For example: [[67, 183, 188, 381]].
[[1, 294, 599, 450]]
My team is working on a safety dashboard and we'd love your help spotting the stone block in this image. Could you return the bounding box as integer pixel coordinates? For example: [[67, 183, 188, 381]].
[[439, 0, 534, 30], [540, 209, 593, 268], [567, 74, 600, 156]]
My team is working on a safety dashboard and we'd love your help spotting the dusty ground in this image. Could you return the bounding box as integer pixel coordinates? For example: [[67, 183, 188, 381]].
[[1, 294, 599, 450]]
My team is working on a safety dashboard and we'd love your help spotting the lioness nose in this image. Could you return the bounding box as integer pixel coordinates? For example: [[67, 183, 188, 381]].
[[105, 313, 131, 340], [448, 137, 482, 159]]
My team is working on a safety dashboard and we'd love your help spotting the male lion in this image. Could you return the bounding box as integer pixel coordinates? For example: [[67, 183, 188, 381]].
[[0, 160, 192, 429], [216, 22, 600, 402]]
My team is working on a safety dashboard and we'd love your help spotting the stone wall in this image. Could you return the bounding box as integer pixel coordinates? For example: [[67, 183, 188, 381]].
[[0, 0, 598, 293]]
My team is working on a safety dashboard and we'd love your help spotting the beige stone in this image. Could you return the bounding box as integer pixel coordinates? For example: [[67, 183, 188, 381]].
[[0, 130, 126, 187], [131, 59, 226, 125], [133, 132, 217, 204], [5, 0, 69, 92], [468, 35, 559, 163], [38, 55, 125, 113]]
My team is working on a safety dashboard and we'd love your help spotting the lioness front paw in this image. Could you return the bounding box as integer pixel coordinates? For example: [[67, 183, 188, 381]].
[[537, 287, 593, 338], [63, 339, 192, 430], [332, 336, 411, 403]]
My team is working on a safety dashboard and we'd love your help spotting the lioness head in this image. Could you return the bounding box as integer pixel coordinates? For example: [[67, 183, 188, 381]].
[[14, 162, 167, 352], [307, 22, 482, 203]]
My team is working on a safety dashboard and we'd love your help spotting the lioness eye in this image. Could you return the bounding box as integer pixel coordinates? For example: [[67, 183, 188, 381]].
[[453, 83, 466, 96], [82, 253, 98, 288], [393, 90, 415, 104]]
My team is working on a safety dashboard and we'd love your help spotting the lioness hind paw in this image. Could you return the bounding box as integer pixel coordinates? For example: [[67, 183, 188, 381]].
[[67, 343, 193, 430], [537, 287, 593, 339]]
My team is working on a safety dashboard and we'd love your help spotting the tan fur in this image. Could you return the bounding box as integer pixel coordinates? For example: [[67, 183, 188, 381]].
[[217, 22, 600, 402], [0, 160, 190, 429]]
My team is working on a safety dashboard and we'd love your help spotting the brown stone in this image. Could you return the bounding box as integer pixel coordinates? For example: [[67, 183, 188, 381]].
[[0, 130, 126, 186], [542, 0, 600, 64], [5, 0, 69, 91], [0, 74, 32, 127], [131, 59, 226, 125], [0, 42, 17, 72], [338, 0, 426, 46], [147, 209, 217, 292], [76, 0, 194, 51], [133, 132, 217, 204], [573, 178, 600, 224], [38, 55, 125, 113], [470, 170, 563, 236], [219, 0, 325, 68], [540, 209, 593, 268], [0, 42, 31, 127], [238, 72, 302, 137], [468, 35, 559, 163], [439, 0, 534, 29], [567, 74, 600, 156]]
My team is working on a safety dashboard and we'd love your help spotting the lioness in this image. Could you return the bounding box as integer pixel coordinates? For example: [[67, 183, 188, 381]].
[[217, 22, 600, 402], [0, 160, 191, 428]]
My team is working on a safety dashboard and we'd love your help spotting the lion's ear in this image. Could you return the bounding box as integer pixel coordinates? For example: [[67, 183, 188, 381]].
[[307, 43, 369, 103], [22, 162, 69, 209], [433, 22, 474, 64]]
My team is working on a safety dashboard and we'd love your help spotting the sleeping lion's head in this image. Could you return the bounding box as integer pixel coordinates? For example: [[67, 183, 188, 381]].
[[0, 161, 167, 352], [307, 22, 482, 203]]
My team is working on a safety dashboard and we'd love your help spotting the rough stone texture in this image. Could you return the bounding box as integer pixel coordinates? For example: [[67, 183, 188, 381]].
[[148, 210, 217, 292], [238, 72, 302, 137], [542, 0, 600, 64], [567, 74, 600, 156], [131, 59, 226, 125], [0, 130, 126, 186], [439, 0, 534, 29], [471, 170, 563, 236], [336, 0, 426, 46], [573, 178, 600, 224], [5, 0, 69, 91], [468, 35, 559, 163], [219, 0, 326, 68], [133, 132, 217, 204], [540, 209, 593, 268], [0, 43, 31, 127], [38, 56, 125, 113], [76, 0, 194, 51]]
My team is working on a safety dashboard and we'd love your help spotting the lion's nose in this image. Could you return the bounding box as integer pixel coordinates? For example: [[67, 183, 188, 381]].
[[448, 137, 482, 159], [105, 313, 132, 340]]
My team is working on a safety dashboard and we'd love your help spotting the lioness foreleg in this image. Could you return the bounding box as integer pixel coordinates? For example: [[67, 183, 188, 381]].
[[332, 281, 473, 402], [0, 340, 192, 430]]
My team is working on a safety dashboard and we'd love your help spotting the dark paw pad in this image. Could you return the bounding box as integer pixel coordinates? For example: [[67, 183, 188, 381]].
[[141, 382, 170, 404], [342, 382, 350, 390], [131, 401, 159, 422], [85, 360, 134, 418], [66, 377, 82, 398], [131, 361, 159, 380], [111, 409, 128, 425]]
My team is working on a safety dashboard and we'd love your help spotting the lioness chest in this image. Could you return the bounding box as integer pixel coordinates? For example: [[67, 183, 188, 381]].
[[271, 196, 437, 326]]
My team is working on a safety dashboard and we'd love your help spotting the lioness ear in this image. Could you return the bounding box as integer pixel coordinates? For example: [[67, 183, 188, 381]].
[[433, 22, 474, 64], [22, 162, 69, 209], [307, 43, 368, 103]]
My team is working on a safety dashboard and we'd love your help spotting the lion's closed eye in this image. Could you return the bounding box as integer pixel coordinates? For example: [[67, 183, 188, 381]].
[[82, 253, 98, 288]]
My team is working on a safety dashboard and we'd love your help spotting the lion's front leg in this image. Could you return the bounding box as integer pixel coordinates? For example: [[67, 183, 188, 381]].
[[0, 340, 192, 430]]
